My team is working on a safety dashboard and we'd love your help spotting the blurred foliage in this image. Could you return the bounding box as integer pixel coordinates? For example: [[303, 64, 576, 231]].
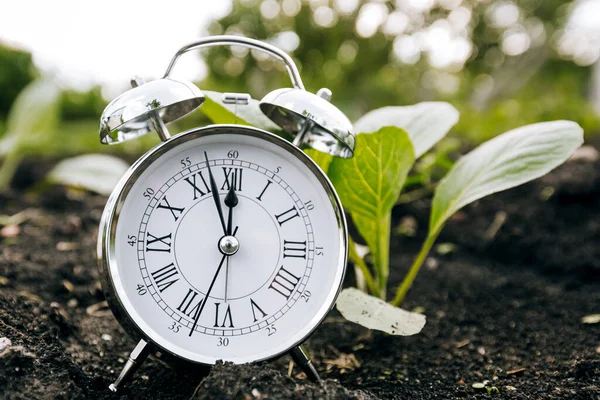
[[0, 0, 599, 168], [199, 0, 600, 141], [60, 86, 106, 121], [0, 43, 38, 118]]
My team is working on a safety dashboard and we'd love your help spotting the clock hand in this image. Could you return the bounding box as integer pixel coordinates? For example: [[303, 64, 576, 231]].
[[189, 226, 239, 337], [224, 184, 239, 235], [223, 185, 239, 302], [204, 151, 227, 235]]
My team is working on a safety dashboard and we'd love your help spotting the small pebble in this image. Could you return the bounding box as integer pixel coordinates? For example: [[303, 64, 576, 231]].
[[0, 337, 12, 353], [67, 299, 78, 308], [56, 242, 78, 251], [1, 225, 20, 238], [582, 314, 600, 324], [472, 382, 485, 390], [62, 280, 74, 292], [101, 334, 112, 341], [505, 385, 517, 391]]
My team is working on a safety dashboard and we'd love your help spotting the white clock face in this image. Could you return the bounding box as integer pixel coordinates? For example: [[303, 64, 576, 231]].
[[104, 127, 346, 364]]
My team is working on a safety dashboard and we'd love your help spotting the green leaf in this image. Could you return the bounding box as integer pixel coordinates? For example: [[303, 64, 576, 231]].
[[304, 148, 333, 174], [336, 288, 426, 335], [430, 120, 584, 235], [353, 102, 459, 158], [47, 154, 130, 195], [328, 127, 415, 298], [201, 91, 281, 132], [2, 79, 61, 149]]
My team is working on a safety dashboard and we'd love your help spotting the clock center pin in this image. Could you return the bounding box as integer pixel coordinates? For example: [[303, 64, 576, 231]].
[[218, 235, 239, 256]]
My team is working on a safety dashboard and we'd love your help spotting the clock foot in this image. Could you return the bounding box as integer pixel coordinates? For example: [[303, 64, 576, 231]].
[[289, 345, 321, 383], [109, 339, 151, 392]]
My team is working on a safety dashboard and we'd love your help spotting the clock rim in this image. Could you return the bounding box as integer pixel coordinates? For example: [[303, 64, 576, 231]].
[[98, 124, 348, 365]]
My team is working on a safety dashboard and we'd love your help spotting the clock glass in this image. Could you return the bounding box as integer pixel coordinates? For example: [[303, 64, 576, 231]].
[[102, 126, 346, 364]]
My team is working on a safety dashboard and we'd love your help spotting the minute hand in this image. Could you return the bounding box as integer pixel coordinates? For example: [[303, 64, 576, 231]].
[[204, 151, 227, 235]]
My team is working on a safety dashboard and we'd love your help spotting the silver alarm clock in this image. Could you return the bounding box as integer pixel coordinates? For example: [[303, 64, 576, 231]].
[[97, 35, 355, 392]]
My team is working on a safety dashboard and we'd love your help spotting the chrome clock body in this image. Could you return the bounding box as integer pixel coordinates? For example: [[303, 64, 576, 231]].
[[98, 124, 348, 365]]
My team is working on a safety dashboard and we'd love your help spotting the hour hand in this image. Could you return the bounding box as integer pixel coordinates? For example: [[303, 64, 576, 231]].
[[224, 184, 238, 236], [204, 151, 227, 235]]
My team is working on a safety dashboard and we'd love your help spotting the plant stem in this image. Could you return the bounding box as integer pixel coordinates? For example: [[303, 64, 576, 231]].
[[348, 237, 378, 295], [0, 149, 23, 191], [375, 212, 391, 300], [396, 184, 434, 205], [391, 230, 439, 306]]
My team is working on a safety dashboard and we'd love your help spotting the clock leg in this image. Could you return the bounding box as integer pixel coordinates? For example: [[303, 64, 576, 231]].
[[289, 345, 321, 383], [109, 339, 152, 392]]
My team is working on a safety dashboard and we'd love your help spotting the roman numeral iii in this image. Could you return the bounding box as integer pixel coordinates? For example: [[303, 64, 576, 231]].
[[283, 240, 307, 259], [269, 266, 301, 300]]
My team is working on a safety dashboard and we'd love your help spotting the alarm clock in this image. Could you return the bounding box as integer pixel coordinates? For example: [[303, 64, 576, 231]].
[[97, 35, 355, 392]]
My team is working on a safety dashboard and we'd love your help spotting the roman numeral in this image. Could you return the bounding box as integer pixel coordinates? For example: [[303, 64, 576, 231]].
[[283, 240, 307, 259], [221, 167, 243, 191], [256, 180, 273, 201], [213, 303, 234, 328], [156, 196, 185, 221], [250, 298, 268, 322], [150, 263, 179, 292], [145, 232, 172, 253], [177, 288, 204, 319], [184, 171, 211, 200], [274, 206, 300, 226], [269, 266, 301, 300]]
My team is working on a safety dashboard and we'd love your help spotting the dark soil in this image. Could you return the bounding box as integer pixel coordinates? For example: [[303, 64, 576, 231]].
[[1, 158, 599, 399]]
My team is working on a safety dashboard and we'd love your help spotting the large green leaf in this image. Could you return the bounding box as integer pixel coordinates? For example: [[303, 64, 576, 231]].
[[201, 90, 281, 132], [353, 102, 459, 158], [328, 127, 415, 297], [304, 148, 333, 174], [430, 120, 584, 235]]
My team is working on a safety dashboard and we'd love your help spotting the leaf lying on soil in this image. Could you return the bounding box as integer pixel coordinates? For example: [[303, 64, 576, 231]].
[[336, 288, 426, 335]]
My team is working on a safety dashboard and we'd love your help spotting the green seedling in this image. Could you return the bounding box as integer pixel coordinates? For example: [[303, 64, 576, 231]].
[[163, 92, 585, 333]]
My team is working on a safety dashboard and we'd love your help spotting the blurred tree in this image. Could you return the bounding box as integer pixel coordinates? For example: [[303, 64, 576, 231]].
[[0, 42, 38, 118], [198, 0, 600, 141]]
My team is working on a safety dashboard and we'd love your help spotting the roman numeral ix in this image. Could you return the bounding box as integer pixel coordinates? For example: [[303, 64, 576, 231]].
[[145, 232, 172, 253]]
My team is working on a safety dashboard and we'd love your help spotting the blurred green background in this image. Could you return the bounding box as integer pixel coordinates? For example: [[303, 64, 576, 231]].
[[1, 0, 599, 163]]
